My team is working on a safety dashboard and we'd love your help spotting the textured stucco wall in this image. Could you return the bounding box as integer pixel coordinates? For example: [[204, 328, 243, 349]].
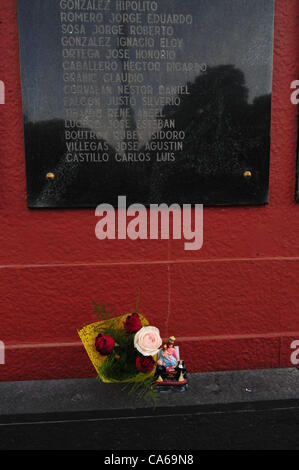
[[0, 0, 298, 381]]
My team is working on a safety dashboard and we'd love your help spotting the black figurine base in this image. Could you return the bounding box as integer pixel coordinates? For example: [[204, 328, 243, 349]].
[[155, 357, 188, 392], [155, 382, 188, 393]]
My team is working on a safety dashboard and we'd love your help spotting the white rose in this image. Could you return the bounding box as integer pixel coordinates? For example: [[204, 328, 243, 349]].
[[134, 326, 162, 356]]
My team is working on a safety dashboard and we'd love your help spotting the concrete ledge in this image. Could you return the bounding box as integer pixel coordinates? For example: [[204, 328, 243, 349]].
[[1, 368, 299, 449]]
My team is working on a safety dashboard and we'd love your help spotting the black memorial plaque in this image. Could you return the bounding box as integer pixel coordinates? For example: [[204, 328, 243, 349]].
[[17, 0, 274, 208]]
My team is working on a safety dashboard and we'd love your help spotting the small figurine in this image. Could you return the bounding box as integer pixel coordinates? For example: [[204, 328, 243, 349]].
[[158, 336, 178, 368], [155, 336, 188, 392]]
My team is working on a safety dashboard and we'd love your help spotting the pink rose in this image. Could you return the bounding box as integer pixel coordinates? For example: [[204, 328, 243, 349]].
[[134, 326, 162, 356]]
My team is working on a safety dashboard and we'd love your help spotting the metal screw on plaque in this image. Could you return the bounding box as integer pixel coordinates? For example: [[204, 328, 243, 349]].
[[243, 170, 252, 179], [46, 172, 55, 181]]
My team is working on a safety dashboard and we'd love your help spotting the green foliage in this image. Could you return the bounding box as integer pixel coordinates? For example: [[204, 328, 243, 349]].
[[123, 375, 157, 407], [135, 290, 141, 313], [93, 301, 115, 321], [94, 321, 138, 382], [93, 295, 157, 405]]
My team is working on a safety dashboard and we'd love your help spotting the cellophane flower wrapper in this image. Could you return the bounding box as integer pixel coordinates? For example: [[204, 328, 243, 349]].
[[78, 313, 156, 383]]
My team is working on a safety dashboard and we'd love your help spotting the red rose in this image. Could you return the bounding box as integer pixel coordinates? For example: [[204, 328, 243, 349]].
[[136, 355, 155, 373], [124, 312, 142, 333], [95, 334, 115, 355]]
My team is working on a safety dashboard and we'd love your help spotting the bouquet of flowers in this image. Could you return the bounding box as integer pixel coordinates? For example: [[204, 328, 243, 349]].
[[78, 300, 162, 402]]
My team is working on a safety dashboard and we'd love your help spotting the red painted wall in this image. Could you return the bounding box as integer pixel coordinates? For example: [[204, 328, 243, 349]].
[[0, 0, 298, 381]]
